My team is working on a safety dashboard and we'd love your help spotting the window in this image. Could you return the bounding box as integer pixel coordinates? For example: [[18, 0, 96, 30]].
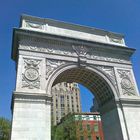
[[93, 115, 97, 120], [74, 83, 77, 86], [96, 115, 100, 121], [68, 108, 70, 112], [87, 124, 90, 131], [78, 115, 82, 120], [96, 136, 100, 140], [80, 136, 84, 140], [61, 104, 64, 107], [94, 124, 99, 132], [86, 115, 90, 120], [60, 95, 64, 102]]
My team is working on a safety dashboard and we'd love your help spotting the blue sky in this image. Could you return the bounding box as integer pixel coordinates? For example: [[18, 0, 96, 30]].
[[0, 0, 140, 119]]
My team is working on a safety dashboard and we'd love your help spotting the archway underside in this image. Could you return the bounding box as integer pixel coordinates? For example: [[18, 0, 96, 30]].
[[52, 67, 114, 106]]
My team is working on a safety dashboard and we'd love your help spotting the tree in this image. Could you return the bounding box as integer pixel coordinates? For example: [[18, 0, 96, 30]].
[[54, 125, 64, 140], [0, 117, 11, 140], [51, 125, 57, 140], [53, 114, 81, 140], [63, 120, 77, 140]]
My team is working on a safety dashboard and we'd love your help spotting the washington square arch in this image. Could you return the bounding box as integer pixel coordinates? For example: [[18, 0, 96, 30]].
[[10, 15, 140, 140]]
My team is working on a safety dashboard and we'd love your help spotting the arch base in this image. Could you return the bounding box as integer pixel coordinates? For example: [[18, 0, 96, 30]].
[[100, 97, 140, 140], [10, 92, 51, 140]]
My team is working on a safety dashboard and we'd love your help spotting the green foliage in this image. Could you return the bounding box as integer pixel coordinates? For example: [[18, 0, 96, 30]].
[[52, 115, 82, 140], [53, 122, 77, 140], [63, 121, 77, 140], [54, 125, 64, 140], [51, 125, 57, 140], [0, 117, 11, 140]]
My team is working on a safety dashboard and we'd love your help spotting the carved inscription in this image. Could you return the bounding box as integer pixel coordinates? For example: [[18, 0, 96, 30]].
[[117, 69, 136, 96], [22, 58, 41, 89]]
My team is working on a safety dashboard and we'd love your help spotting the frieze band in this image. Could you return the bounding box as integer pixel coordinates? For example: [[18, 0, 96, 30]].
[[19, 39, 130, 64]]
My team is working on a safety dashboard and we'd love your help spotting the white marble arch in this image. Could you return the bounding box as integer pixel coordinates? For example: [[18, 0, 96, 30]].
[[46, 64, 128, 140], [46, 64, 118, 101], [10, 15, 140, 140]]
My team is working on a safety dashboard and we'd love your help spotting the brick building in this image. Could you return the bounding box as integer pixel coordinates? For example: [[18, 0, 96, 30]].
[[55, 112, 104, 140]]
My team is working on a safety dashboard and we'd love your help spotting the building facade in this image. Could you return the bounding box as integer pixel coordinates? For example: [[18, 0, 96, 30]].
[[55, 112, 104, 140], [76, 113, 104, 140], [90, 98, 99, 112], [51, 82, 81, 125]]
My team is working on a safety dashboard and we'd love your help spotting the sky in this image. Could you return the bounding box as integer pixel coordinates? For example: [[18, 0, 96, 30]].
[[0, 0, 140, 120]]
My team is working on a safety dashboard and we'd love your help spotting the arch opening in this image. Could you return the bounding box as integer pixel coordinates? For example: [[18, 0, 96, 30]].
[[51, 67, 115, 107]]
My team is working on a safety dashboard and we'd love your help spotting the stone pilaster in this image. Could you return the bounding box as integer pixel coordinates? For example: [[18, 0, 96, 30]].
[[11, 92, 51, 140]]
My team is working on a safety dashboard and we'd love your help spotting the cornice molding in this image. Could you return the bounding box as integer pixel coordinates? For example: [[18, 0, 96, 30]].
[[12, 29, 134, 65], [116, 97, 140, 107]]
